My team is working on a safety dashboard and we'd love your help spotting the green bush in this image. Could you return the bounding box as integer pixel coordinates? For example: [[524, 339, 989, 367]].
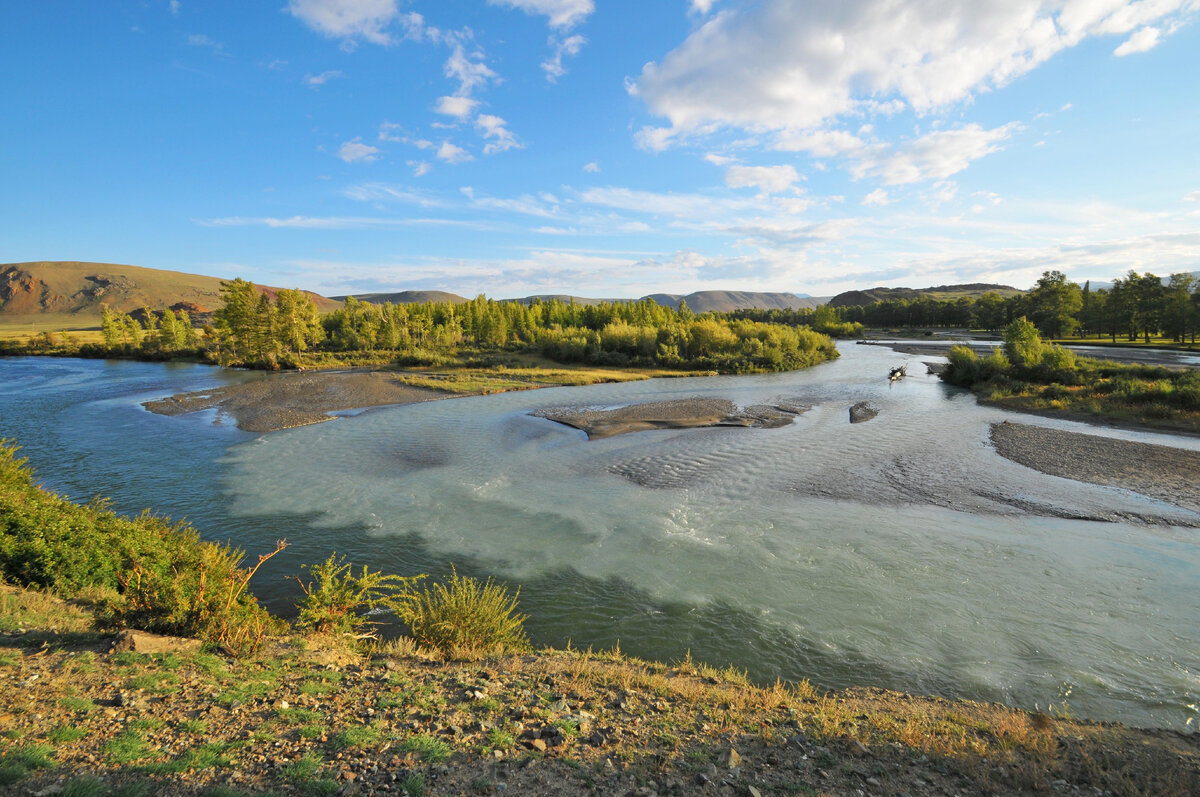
[[0, 441, 280, 653], [294, 554, 423, 638], [401, 566, 529, 657], [1003, 317, 1046, 368]]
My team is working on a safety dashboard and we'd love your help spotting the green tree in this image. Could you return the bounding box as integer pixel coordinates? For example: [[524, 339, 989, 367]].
[[1028, 270, 1082, 339]]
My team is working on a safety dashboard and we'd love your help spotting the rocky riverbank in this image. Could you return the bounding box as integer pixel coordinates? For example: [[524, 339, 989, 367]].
[[2, 585, 1198, 797]]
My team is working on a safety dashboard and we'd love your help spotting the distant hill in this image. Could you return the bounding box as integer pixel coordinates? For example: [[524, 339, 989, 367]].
[[342, 290, 824, 312], [333, 290, 469, 305], [644, 291, 822, 313], [0, 261, 340, 328], [827, 283, 1023, 308]]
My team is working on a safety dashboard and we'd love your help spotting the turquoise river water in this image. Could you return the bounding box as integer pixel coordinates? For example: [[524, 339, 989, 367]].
[[0, 344, 1197, 731]]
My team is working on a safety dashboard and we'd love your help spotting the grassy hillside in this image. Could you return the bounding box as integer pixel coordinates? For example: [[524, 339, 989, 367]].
[[0, 262, 340, 335]]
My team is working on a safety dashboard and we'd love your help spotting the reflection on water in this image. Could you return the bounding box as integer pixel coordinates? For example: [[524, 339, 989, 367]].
[[1, 349, 1198, 730]]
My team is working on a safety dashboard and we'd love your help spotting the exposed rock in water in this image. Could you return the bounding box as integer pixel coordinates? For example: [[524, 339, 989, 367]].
[[849, 401, 879, 423]]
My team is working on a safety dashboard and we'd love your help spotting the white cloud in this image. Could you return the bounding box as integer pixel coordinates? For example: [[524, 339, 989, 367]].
[[408, 160, 432, 177], [851, 123, 1019, 185], [704, 153, 736, 166], [186, 34, 224, 52], [304, 70, 343, 88], [433, 95, 479, 119], [1184, 191, 1200, 202], [632, 0, 1197, 145], [487, 0, 594, 29], [862, 189, 891, 207], [691, 0, 717, 15], [541, 34, 586, 81], [724, 164, 800, 194], [1114, 26, 1161, 55], [287, 0, 398, 45], [437, 140, 474, 164], [583, 162, 600, 173], [475, 114, 523, 154], [197, 215, 466, 229], [774, 129, 866, 158], [170, 1, 181, 14], [338, 137, 381, 163], [444, 42, 497, 96]]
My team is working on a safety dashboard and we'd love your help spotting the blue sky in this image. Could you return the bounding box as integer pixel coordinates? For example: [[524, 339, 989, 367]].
[[2, 0, 1198, 299]]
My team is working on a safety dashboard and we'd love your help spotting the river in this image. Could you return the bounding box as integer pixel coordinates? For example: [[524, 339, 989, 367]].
[[0, 344, 1197, 731]]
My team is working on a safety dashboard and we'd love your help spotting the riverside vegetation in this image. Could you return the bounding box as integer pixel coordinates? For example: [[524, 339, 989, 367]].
[[0, 279, 839, 377], [2, 443, 1198, 795], [942, 318, 1200, 434]]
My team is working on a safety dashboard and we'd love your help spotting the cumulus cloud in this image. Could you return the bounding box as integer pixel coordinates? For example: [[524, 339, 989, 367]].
[[287, 0, 398, 45], [487, 0, 594, 29], [583, 161, 601, 173], [724, 164, 800, 194], [1114, 26, 1161, 55], [851, 123, 1020, 185], [304, 70, 343, 88], [433, 95, 479, 119], [408, 160, 432, 177], [632, 0, 1197, 144], [541, 34, 586, 81], [338, 137, 381, 163], [437, 140, 474, 164], [691, 0, 717, 14]]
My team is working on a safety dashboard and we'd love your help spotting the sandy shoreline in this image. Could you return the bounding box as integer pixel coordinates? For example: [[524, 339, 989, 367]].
[[143, 371, 449, 432], [990, 421, 1200, 514]]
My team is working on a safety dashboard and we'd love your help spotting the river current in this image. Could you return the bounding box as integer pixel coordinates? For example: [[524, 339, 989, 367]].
[[1, 345, 1197, 731]]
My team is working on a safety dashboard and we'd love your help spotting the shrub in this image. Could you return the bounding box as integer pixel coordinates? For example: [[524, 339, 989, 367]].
[[943, 345, 981, 386], [0, 441, 282, 653], [401, 566, 528, 657], [294, 554, 423, 638], [1003, 317, 1046, 368]]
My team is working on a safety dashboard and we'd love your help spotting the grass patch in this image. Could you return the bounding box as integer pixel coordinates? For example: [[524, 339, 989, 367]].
[[0, 743, 56, 785], [103, 729, 155, 765], [277, 706, 323, 724], [328, 724, 383, 750], [46, 725, 89, 744], [60, 775, 108, 797], [283, 751, 324, 780], [398, 773, 428, 797], [400, 733, 453, 763], [58, 696, 96, 713]]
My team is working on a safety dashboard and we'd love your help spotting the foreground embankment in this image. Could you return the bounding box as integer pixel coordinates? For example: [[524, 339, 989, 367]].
[[2, 586, 1198, 797]]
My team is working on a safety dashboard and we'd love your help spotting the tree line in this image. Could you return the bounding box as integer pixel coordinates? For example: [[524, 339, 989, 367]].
[[812, 270, 1200, 343], [85, 279, 839, 374]]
